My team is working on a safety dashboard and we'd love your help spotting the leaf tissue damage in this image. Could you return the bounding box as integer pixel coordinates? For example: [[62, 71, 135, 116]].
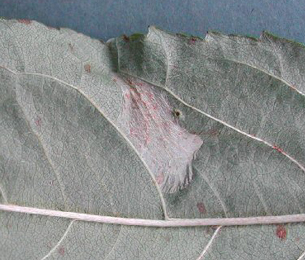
[[116, 76, 203, 193], [2, 18, 305, 260]]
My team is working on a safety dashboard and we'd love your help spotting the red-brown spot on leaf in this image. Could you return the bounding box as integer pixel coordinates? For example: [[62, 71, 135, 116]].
[[35, 116, 42, 127], [197, 202, 206, 214], [296, 237, 300, 242], [18, 19, 31, 25], [156, 172, 164, 185], [84, 64, 91, 73], [126, 78, 133, 85], [58, 247, 65, 256], [276, 225, 287, 240], [189, 37, 197, 44], [273, 145, 283, 153]]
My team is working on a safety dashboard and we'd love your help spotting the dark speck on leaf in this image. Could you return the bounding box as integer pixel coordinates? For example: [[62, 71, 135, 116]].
[[189, 37, 197, 44], [173, 109, 181, 117], [68, 43, 74, 51], [123, 34, 130, 42]]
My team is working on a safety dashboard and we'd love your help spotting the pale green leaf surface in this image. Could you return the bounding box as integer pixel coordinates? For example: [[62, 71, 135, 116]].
[[1, 19, 305, 259]]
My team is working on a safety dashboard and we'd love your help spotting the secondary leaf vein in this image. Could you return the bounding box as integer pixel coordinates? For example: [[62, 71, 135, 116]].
[[195, 226, 221, 260], [40, 220, 76, 260]]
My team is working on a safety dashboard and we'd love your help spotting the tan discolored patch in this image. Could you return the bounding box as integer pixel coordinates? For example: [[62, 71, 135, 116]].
[[116, 76, 203, 193]]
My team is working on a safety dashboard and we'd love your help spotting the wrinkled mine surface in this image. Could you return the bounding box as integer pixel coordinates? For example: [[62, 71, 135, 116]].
[[116, 76, 203, 193]]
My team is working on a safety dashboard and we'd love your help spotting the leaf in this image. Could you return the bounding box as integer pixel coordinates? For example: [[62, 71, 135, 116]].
[[1, 19, 305, 260]]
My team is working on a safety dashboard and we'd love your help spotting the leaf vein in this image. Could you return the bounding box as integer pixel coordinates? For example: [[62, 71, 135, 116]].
[[193, 165, 228, 218], [103, 226, 124, 260], [195, 226, 221, 260], [13, 86, 68, 206], [2, 204, 305, 227], [215, 57, 305, 97], [0, 182, 8, 203], [40, 220, 76, 260]]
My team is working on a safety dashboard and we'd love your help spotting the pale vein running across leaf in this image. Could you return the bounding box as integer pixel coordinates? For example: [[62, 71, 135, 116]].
[[222, 57, 305, 97], [196, 226, 221, 260], [0, 183, 8, 203], [1, 204, 305, 227], [297, 249, 305, 260], [14, 93, 68, 207], [40, 220, 76, 260]]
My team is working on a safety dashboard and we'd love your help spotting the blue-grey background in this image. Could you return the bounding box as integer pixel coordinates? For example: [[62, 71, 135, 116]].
[[0, 0, 304, 43]]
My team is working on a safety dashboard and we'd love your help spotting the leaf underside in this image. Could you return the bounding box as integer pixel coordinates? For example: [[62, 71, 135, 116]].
[[1, 19, 305, 259]]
